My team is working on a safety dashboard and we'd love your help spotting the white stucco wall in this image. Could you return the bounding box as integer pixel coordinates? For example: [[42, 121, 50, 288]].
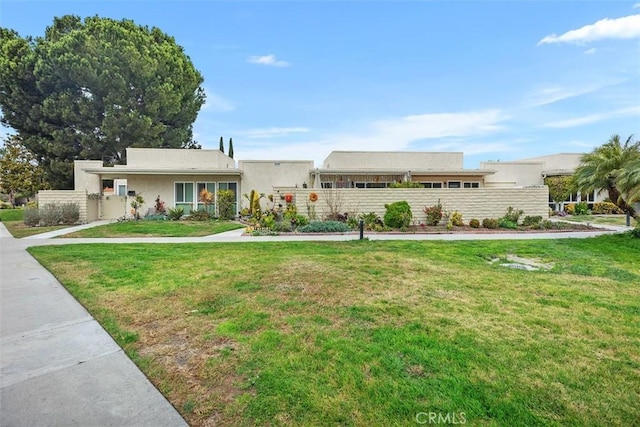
[[481, 162, 545, 187], [126, 148, 235, 169], [74, 161, 102, 194], [323, 151, 464, 170], [239, 160, 314, 207], [516, 153, 583, 172]]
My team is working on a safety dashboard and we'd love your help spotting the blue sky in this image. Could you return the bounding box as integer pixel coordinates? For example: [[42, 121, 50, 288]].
[[1, 1, 639, 168]]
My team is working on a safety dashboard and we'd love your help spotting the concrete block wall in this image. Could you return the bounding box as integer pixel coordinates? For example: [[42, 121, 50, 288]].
[[37, 190, 90, 223], [291, 187, 549, 223]]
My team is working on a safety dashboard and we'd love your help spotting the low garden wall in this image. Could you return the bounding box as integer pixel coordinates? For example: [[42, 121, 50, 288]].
[[36, 190, 98, 223], [289, 187, 549, 223]]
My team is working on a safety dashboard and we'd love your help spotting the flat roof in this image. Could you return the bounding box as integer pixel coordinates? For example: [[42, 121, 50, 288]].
[[315, 168, 494, 176], [82, 167, 242, 176]]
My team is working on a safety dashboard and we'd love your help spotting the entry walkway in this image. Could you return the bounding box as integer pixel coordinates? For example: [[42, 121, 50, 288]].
[[0, 223, 187, 427]]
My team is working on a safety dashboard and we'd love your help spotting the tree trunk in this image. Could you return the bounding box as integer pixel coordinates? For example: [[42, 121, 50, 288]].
[[609, 187, 637, 217]]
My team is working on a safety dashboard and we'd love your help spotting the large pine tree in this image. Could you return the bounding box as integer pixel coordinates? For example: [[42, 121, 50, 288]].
[[0, 16, 206, 188]]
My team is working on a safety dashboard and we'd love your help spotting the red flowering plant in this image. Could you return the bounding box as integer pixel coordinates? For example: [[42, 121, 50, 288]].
[[422, 200, 444, 226]]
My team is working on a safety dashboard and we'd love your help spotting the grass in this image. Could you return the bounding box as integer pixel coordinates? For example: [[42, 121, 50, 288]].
[[562, 214, 634, 227], [0, 208, 24, 222], [29, 235, 640, 426], [61, 220, 244, 238]]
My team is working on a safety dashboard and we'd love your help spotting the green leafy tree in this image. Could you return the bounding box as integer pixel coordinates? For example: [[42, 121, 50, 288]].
[[219, 136, 224, 153], [573, 135, 639, 217], [0, 16, 205, 189], [0, 135, 47, 206], [228, 137, 234, 159], [544, 175, 574, 210]]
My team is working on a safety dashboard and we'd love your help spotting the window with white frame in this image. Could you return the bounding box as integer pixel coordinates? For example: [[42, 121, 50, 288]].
[[196, 182, 216, 213], [447, 181, 461, 189], [175, 182, 195, 214], [218, 182, 238, 214], [463, 182, 480, 188]]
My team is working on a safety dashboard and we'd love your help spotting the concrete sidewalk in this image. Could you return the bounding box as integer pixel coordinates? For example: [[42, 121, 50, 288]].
[[0, 225, 187, 426]]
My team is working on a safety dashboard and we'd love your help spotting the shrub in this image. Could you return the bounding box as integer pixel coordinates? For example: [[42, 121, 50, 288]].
[[565, 204, 575, 215], [297, 221, 352, 233], [450, 211, 464, 226], [388, 181, 424, 188], [154, 195, 166, 214], [423, 200, 443, 226], [469, 218, 480, 228], [574, 201, 590, 215], [630, 222, 640, 238], [499, 218, 518, 229], [144, 214, 166, 221], [59, 203, 80, 224], [217, 189, 236, 220], [189, 209, 212, 221], [290, 214, 309, 228], [360, 212, 383, 230], [40, 204, 63, 226], [384, 201, 412, 229], [482, 218, 499, 229], [23, 207, 40, 227], [502, 206, 524, 223], [592, 202, 623, 215], [522, 215, 543, 226], [271, 221, 293, 233], [130, 194, 144, 219], [167, 207, 184, 220]]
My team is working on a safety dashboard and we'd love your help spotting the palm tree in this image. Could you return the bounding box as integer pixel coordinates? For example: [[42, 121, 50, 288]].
[[618, 156, 640, 205], [573, 134, 639, 217]]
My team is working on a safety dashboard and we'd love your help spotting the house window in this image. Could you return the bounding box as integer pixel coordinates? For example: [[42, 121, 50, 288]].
[[367, 182, 387, 188], [218, 182, 238, 214], [447, 181, 461, 189], [463, 182, 480, 188], [583, 191, 596, 203], [421, 182, 443, 188], [321, 182, 333, 189], [197, 182, 216, 213], [117, 184, 127, 196], [175, 182, 195, 214]]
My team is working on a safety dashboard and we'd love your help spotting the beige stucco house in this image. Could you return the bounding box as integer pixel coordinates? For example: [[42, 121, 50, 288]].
[[480, 153, 603, 209], [39, 148, 592, 223]]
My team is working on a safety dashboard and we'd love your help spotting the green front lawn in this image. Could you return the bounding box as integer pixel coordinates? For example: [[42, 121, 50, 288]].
[[0, 208, 23, 222], [29, 235, 640, 426], [562, 214, 635, 227], [61, 220, 244, 238]]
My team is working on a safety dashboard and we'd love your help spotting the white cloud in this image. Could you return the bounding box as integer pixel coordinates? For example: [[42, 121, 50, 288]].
[[634, 3, 640, 9], [584, 47, 597, 54], [524, 84, 602, 107], [240, 127, 310, 139], [236, 110, 508, 165], [538, 14, 640, 45], [247, 54, 290, 67], [201, 88, 235, 112], [543, 106, 640, 128]]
